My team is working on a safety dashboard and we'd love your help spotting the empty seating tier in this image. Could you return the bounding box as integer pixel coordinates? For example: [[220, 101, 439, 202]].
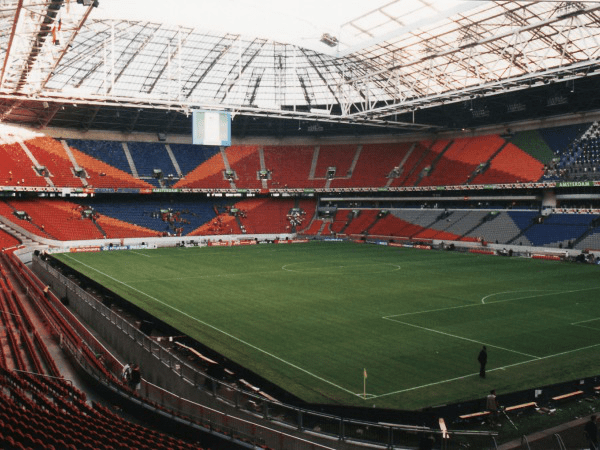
[[472, 143, 545, 184], [263, 145, 315, 189], [0, 229, 19, 250], [225, 145, 263, 189], [174, 149, 230, 189]]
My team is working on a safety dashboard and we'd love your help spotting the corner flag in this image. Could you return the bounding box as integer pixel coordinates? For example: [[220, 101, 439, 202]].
[[363, 368, 367, 398]]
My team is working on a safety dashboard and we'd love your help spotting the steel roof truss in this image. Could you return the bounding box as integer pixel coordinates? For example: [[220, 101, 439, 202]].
[[107, 23, 161, 94], [145, 26, 193, 97], [0, 0, 23, 90], [183, 35, 237, 100], [213, 38, 264, 102]]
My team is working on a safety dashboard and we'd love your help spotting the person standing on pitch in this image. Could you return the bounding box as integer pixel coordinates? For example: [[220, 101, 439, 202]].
[[478, 345, 487, 378]]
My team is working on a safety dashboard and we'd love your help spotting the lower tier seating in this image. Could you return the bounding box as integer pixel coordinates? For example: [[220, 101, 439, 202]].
[[0, 367, 203, 449]]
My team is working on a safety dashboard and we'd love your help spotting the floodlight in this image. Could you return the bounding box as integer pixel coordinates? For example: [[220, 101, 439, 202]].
[[320, 33, 338, 47]]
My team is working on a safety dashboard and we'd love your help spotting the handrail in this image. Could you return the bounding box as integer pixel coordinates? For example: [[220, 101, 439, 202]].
[[554, 433, 567, 450], [12, 369, 73, 386]]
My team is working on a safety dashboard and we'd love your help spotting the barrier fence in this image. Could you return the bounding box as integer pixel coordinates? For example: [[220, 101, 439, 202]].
[[30, 254, 498, 449]]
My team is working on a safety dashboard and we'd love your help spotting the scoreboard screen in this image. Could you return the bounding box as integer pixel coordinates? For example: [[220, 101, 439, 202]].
[[192, 110, 231, 146]]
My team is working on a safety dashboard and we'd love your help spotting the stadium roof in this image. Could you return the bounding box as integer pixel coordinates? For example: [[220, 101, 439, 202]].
[[1, 0, 600, 135]]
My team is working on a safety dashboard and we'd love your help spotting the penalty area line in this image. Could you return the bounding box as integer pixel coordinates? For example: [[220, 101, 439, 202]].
[[383, 317, 539, 359], [571, 317, 600, 325], [62, 254, 358, 398], [481, 289, 564, 304], [571, 318, 600, 332], [370, 341, 600, 400], [384, 286, 600, 319]]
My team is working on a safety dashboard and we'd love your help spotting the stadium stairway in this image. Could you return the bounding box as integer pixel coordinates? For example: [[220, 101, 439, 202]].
[[401, 141, 440, 187], [506, 212, 541, 246], [415, 139, 455, 186], [464, 140, 509, 185]]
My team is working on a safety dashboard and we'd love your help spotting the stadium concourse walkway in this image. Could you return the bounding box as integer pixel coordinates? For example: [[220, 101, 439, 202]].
[[498, 415, 590, 449]]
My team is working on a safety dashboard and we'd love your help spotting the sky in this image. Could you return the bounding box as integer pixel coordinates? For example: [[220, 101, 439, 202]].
[[93, 0, 388, 51]]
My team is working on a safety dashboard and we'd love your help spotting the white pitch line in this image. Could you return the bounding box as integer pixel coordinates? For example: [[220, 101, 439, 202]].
[[571, 317, 600, 325], [385, 286, 600, 319], [573, 324, 600, 332], [370, 341, 600, 400], [129, 250, 152, 258], [383, 316, 539, 359], [481, 289, 563, 304], [282, 262, 401, 273], [62, 254, 358, 397], [124, 269, 289, 283]]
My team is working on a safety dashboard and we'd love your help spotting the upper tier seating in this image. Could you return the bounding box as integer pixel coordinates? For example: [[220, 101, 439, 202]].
[[552, 123, 600, 181], [4, 127, 596, 189], [127, 142, 178, 186], [25, 137, 84, 187], [67, 139, 132, 174], [174, 148, 230, 189], [169, 144, 221, 177], [420, 136, 505, 187], [393, 141, 448, 187], [537, 123, 589, 153], [314, 144, 359, 188], [68, 145, 154, 189], [0, 143, 48, 187], [340, 142, 414, 188], [225, 145, 263, 189], [511, 130, 556, 166], [263, 145, 315, 189], [471, 143, 545, 184]]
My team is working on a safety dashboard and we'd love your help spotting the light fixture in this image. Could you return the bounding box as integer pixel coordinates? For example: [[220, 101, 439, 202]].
[[320, 33, 338, 47]]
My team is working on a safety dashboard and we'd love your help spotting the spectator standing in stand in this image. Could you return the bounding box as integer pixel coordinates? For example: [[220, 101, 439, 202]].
[[121, 362, 132, 383], [129, 364, 141, 391]]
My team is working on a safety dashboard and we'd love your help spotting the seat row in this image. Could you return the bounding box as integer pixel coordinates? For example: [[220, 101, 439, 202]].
[[2, 124, 593, 190]]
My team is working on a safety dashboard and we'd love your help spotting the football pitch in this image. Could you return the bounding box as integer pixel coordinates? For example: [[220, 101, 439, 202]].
[[54, 241, 600, 410]]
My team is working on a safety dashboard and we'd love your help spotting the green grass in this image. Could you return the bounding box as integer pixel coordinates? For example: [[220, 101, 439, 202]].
[[54, 242, 600, 410]]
